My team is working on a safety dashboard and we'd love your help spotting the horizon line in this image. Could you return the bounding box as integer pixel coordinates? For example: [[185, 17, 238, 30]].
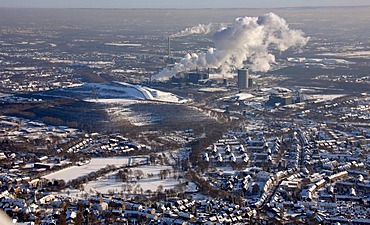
[[0, 5, 369, 10]]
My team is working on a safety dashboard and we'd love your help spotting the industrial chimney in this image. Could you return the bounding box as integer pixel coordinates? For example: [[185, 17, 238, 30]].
[[168, 37, 171, 59]]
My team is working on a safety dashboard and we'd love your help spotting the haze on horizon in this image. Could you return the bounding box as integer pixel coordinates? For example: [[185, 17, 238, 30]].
[[0, 0, 369, 8]]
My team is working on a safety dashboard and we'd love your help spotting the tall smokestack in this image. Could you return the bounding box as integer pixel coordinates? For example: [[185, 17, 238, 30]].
[[168, 37, 171, 59]]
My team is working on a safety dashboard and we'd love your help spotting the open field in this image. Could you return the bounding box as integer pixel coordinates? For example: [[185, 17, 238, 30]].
[[43, 157, 130, 182]]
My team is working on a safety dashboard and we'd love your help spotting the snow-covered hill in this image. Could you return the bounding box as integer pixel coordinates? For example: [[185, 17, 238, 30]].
[[70, 82, 188, 104]]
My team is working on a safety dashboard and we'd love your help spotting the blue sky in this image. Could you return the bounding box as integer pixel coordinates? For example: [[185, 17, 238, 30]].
[[0, 0, 369, 8]]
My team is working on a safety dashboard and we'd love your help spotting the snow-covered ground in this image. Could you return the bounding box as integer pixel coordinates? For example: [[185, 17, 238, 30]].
[[5, 67, 38, 71], [287, 57, 355, 65], [106, 106, 161, 127], [260, 87, 291, 93], [115, 82, 189, 104], [104, 42, 142, 47], [220, 92, 254, 101], [305, 94, 346, 103], [111, 69, 141, 73], [81, 82, 190, 126], [317, 51, 370, 59], [85, 99, 139, 104], [198, 87, 228, 93], [0, 93, 11, 98], [43, 157, 130, 182], [83, 165, 180, 194], [80, 82, 188, 104], [44, 159, 181, 195]]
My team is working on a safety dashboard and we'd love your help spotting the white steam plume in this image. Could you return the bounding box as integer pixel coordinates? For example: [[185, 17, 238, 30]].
[[171, 23, 225, 38], [154, 12, 309, 81]]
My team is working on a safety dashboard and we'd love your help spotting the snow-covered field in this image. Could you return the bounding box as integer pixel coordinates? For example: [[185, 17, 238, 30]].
[[317, 51, 370, 59], [105, 42, 142, 47], [83, 165, 180, 194], [306, 94, 346, 103], [287, 57, 355, 65], [198, 87, 228, 93], [44, 158, 181, 195], [114, 82, 189, 104], [80, 82, 188, 104], [43, 157, 130, 182], [81, 82, 190, 126], [221, 92, 254, 101]]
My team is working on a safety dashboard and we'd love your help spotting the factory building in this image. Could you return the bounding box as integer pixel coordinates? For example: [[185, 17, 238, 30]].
[[248, 78, 253, 88], [187, 72, 209, 84], [266, 94, 293, 107], [238, 68, 253, 89]]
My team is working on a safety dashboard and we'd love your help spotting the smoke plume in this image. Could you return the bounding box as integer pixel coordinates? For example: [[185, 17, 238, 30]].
[[171, 23, 225, 38], [153, 12, 309, 81]]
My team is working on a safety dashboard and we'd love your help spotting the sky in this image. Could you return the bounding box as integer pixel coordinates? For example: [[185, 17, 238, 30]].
[[0, 0, 369, 8]]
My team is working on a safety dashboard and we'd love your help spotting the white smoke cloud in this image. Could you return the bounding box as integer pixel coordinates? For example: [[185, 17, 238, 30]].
[[171, 23, 225, 38], [153, 12, 309, 81]]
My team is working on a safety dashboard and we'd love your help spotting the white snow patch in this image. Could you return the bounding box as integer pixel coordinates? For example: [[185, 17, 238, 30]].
[[287, 57, 355, 65], [114, 82, 189, 104], [5, 67, 37, 71], [85, 99, 139, 105], [198, 87, 228, 93], [111, 69, 139, 73], [306, 94, 346, 103], [81, 82, 188, 104], [43, 157, 130, 182], [208, 73, 230, 79], [317, 51, 370, 59], [0, 93, 12, 98], [221, 93, 254, 101], [107, 107, 158, 127], [83, 165, 180, 194], [105, 43, 142, 47]]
